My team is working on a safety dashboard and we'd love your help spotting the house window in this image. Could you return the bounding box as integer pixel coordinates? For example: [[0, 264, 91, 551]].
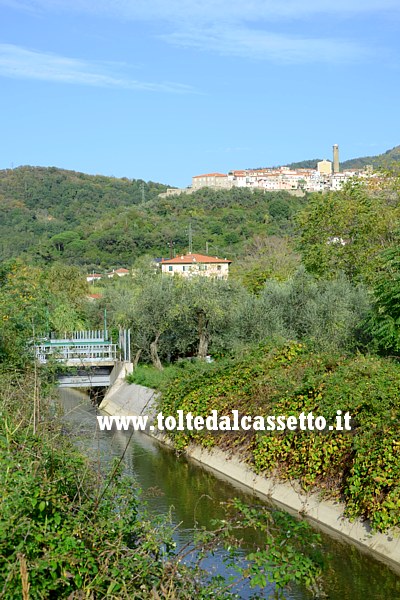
[[182, 266, 187, 271], [168, 266, 173, 272], [217, 265, 222, 271]]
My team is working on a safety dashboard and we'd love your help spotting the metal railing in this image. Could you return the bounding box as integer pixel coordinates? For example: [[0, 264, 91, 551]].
[[48, 330, 109, 344], [34, 343, 117, 364]]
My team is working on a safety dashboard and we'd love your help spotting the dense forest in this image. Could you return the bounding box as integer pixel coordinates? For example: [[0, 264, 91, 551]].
[[0, 165, 305, 271], [0, 166, 170, 266]]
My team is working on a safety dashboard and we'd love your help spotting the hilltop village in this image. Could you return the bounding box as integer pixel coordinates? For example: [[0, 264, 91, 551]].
[[162, 144, 375, 197]]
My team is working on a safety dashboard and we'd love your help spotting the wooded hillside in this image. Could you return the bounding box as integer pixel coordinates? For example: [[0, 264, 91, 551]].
[[0, 166, 305, 270], [285, 144, 400, 170]]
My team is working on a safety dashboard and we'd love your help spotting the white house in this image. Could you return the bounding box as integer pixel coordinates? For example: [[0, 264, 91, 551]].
[[86, 273, 103, 283], [106, 268, 130, 278], [160, 252, 231, 278]]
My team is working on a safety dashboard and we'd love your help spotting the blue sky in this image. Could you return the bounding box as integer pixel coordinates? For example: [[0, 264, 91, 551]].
[[0, 0, 399, 187]]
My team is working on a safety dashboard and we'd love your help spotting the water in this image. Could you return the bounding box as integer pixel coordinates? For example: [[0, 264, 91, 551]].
[[59, 388, 400, 600]]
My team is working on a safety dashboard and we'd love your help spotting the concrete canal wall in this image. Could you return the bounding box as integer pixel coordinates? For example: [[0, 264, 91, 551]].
[[99, 381, 400, 574]]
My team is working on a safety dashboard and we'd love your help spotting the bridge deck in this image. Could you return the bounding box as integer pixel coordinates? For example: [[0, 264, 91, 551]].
[[33, 330, 131, 388], [34, 342, 117, 365]]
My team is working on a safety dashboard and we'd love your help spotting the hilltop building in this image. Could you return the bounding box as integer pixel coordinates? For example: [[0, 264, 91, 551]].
[[192, 173, 232, 190], [158, 145, 374, 199], [317, 159, 332, 176]]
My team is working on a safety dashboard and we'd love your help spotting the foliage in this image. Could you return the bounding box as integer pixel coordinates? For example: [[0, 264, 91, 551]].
[[102, 275, 250, 366], [367, 243, 400, 355], [173, 277, 249, 360], [340, 145, 400, 170], [0, 261, 48, 364], [159, 342, 400, 531], [0, 261, 90, 365], [203, 498, 324, 596], [230, 235, 300, 293], [296, 180, 399, 282], [0, 167, 308, 270], [126, 360, 218, 390], [0, 365, 327, 599], [252, 269, 370, 352], [0, 166, 169, 267], [101, 269, 369, 369]]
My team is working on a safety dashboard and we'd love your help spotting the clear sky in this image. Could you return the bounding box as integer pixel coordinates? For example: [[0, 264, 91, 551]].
[[0, 1, 399, 187]]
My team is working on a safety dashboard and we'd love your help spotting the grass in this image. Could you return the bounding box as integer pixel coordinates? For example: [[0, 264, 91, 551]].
[[126, 359, 217, 390]]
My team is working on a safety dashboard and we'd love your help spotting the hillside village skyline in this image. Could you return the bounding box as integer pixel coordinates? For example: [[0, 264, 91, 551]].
[[2, 142, 399, 192], [161, 143, 381, 197]]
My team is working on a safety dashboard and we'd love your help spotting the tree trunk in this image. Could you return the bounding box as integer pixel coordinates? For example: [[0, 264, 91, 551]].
[[197, 311, 209, 359], [150, 334, 163, 370], [133, 349, 142, 369]]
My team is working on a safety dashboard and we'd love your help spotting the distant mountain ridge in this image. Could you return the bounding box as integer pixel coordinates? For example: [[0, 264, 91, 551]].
[[285, 145, 400, 170]]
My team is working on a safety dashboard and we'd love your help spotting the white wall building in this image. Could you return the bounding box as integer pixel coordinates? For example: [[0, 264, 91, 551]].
[[160, 253, 231, 279]]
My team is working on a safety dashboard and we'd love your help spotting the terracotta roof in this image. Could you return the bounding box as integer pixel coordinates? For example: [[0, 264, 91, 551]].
[[106, 268, 130, 276], [161, 253, 231, 265], [193, 173, 227, 178], [87, 273, 102, 278], [88, 293, 102, 299]]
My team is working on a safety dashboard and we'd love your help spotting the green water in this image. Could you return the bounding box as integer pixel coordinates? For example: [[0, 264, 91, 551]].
[[59, 388, 400, 599]]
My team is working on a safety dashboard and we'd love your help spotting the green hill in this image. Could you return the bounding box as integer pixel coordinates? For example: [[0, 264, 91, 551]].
[[283, 158, 322, 169], [285, 145, 400, 171], [0, 166, 305, 270], [340, 145, 400, 169], [0, 166, 172, 266]]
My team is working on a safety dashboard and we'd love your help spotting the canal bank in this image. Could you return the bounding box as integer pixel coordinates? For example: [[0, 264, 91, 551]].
[[100, 378, 400, 575]]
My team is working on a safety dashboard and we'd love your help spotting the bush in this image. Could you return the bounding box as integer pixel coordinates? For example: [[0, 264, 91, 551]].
[[159, 342, 400, 531], [251, 269, 370, 352], [0, 369, 325, 598]]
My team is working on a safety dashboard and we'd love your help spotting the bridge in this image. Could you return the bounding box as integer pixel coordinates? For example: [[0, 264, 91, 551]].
[[33, 329, 131, 388]]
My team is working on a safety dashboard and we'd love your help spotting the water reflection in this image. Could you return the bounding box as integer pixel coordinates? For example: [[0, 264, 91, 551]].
[[58, 389, 400, 600]]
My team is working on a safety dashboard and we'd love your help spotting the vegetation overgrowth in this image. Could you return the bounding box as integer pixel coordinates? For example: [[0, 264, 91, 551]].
[[157, 342, 400, 532], [0, 245, 326, 597], [0, 166, 306, 273], [92, 170, 400, 535], [2, 162, 400, 595], [127, 360, 216, 389]]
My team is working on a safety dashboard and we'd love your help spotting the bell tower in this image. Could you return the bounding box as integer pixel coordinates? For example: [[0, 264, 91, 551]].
[[333, 144, 339, 173]]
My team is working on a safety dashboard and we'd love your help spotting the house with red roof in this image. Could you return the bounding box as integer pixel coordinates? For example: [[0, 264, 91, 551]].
[[106, 268, 130, 278], [192, 173, 232, 190], [160, 253, 231, 279]]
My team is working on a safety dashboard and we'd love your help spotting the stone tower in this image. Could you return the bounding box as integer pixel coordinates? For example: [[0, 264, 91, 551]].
[[333, 144, 339, 173]]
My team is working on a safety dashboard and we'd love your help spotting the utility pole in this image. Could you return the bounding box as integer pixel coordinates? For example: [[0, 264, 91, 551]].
[[188, 222, 193, 254]]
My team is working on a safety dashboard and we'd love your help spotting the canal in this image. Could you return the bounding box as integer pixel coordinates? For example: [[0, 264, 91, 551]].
[[59, 388, 400, 599]]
